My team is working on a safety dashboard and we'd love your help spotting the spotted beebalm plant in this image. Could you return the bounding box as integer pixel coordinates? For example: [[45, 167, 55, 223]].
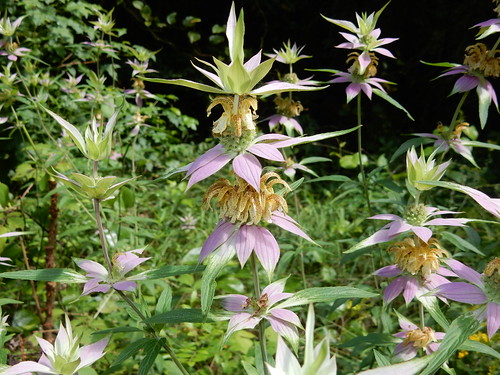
[[266, 304, 337, 375], [222, 278, 302, 350], [75, 249, 150, 295], [4, 316, 108, 375]]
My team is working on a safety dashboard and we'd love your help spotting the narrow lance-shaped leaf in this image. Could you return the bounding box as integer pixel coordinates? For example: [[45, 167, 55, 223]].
[[356, 353, 435, 375], [420, 314, 481, 375], [42, 106, 87, 155], [274, 286, 378, 309], [0, 269, 87, 283], [139, 77, 227, 94], [373, 88, 414, 120]]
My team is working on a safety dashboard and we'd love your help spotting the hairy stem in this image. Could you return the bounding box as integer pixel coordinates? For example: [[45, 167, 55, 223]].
[[92, 175, 189, 375], [356, 94, 372, 215], [42, 180, 59, 342], [419, 300, 425, 330], [116, 290, 190, 375], [449, 91, 469, 129], [251, 254, 269, 375]]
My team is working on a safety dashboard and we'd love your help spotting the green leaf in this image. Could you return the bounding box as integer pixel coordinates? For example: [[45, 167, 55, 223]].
[[357, 354, 434, 375], [0, 183, 8, 207], [460, 339, 500, 359], [420, 60, 460, 68], [242, 361, 260, 375], [339, 154, 367, 169], [306, 175, 351, 183], [145, 309, 210, 324], [274, 286, 378, 309], [417, 295, 449, 329], [441, 231, 484, 256], [461, 140, 500, 151], [373, 349, 392, 367], [155, 287, 172, 314], [92, 327, 142, 336], [111, 338, 151, 367], [420, 314, 480, 375], [140, 77, 226, 94], [201, 241, 236, 315], [42, 106, 86, 155], [300, 156, 332, 164], [145, 265, 205, 279], [0, 269, 87, 283], [0, 298, 23, 306], [138, 338, 165, 375], [373, 88, 414, 120], [389, 137, 432, 163]]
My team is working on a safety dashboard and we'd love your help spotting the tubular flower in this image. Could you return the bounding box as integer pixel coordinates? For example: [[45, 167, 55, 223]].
[[200, 173, 313, 273], [203, 173, 289, 225], [413, 122, 477, 167], [4, 316, 109, 375], [75, 249, 150, 295], [389, 237, 448, 277], [222, 278, 302, 350], [207, 95, 257, 138], [435, 258, 500, 338], [437, 43, 499, 128], [375, 237, 454, 305], [331, 52, 390, 103], [267, 95, 304, 135], [393, 316, 444, 361]]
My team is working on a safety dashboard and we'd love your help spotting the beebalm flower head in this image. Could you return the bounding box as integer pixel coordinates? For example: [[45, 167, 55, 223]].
[[207, 95, 257, 138], [4, 315, 109, 375], [322, 2, 397, 74], [0, 16, 26, 37], [143, 3, 323, 97], [393, 315, 444, 361], [266, 40, 312, 65], [43, 106, 120, 161], [200, 173, 314, 274], [75, 249, 150, 295], [267, 304, 337, 375], [331, 52, 390, 103], [435, 258, 500, 338], [222, 278, 302, 350], [437, 44, 499, 128], [51, 168, 136, 202], [406, 146, 450, 191], [389, 237, 448, 277], [413, 122, 478, 167]]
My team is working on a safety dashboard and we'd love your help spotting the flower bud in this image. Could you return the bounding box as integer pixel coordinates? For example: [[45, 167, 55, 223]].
[[406, 146, 450, 191]]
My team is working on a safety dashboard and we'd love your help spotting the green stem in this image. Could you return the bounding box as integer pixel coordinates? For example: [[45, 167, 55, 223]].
[[488, 35, 500, 56], [116, 290, 190, 375], [93, 191, 189, 375], [356, 94, 372, 215], [449, 91, 469, 129], [251, 254, 269, 375], [93, 198, 113, 273], [419, 300, 425, 330]]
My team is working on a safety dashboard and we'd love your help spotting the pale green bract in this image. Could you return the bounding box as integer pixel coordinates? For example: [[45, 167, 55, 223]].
[[142, 2, 325, 96]]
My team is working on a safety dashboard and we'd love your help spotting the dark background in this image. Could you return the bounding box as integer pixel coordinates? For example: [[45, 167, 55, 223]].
[[109, 0, 500, 158]]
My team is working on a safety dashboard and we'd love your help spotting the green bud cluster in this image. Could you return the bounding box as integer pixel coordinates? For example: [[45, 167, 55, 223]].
[[404, 203, 428, 226]]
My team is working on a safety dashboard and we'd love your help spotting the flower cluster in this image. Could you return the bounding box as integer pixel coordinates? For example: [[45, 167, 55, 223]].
[[4, 316, 108, 375]]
